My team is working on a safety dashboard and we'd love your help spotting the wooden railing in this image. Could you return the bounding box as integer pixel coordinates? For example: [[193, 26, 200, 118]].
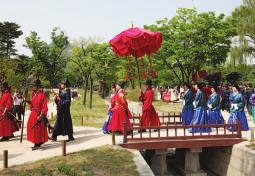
[[122, 120, 242, 144], [131, 112, 182, 127]]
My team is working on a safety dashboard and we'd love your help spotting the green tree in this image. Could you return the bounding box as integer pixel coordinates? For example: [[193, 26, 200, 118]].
[[70, 38, 95, 108], [145, 8, 235, 84], [0, 21, 23, 58], [231, 0, 255, 58], [92, 43, 117, 98], [25, 27, 69, 87], [70, 39, 118, 108]]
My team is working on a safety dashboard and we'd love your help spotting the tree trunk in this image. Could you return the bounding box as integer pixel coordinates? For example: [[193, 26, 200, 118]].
[[101, 82, 105, 99], [89, 76, 93, 109], [83, 76, 88, 106], [130, 79, 135, 89]]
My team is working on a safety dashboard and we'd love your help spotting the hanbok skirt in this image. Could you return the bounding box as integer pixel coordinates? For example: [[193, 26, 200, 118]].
[[102, 111, 112, 134], [108, 105, 132, 133], [188, 107, 211, 133], [208, 109, 224, 125], [181, 107, 193, 125], [141, 106, 160, 128], [227, 111, 249, 131]]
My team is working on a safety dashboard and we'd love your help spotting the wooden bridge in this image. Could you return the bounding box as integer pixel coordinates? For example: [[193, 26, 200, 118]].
[[119, 112, 243, 150], [115, 113, 244, 175]]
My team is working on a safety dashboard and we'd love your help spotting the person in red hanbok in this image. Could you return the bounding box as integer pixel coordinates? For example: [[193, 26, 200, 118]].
[[139, 80, 160, 131], [26, 79, 48, 150], [108, 81, 132, 133], [0, 82, 18, 142]]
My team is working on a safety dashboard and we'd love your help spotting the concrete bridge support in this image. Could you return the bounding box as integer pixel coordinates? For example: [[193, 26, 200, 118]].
[[184, 148, 207, 176], [150, 149, 168, 176]]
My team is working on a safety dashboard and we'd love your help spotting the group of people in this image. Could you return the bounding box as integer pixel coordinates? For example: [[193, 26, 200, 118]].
[[103, 79, 251, 134], [182, 82, 249, 132], [103, 79, 160, 134], [0, 78, 74, 150]]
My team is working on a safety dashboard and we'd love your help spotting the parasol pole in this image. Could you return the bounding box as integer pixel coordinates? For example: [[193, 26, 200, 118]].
[[135, 57, 144, 104], [135, 57, 142, 89]]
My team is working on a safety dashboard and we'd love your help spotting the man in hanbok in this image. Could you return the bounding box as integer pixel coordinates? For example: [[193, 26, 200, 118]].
[[189, 82, 211, 133], [0, 82, 18, 141], [139, 80, 160, 129], [26, 79, 49, 150], [181, 83, 194, 125], [50, 79, 74, 142], [227, 84, 249, 131], [207, 85, 224, 124]]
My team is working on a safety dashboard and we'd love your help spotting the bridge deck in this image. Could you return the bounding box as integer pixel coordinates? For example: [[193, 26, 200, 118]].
[[120, 138, 243, 150]]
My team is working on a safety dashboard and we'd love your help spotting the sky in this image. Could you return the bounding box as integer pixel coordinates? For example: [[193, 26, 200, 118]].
[[0, 0, 243, 56]]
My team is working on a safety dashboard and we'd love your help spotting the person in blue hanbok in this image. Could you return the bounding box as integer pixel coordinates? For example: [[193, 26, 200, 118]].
[[207, 85, 224, 124], [189, 82, 211, 133], [227, 84, 249, 131], [249, 92, 255, 124], [181, 83, 194, 125]]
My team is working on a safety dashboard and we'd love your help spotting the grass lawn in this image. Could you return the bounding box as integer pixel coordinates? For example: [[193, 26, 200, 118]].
[[70, 91, 108, 128], [1, 146, 139, 176], [153, 101, 182, 114]]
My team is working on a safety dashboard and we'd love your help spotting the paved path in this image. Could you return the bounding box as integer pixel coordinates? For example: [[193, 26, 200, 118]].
[[0, 103, 120, 169], [0, 100, 254, 170]]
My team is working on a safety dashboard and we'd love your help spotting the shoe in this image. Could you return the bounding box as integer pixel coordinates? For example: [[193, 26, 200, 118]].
[[49, 137, 57, 142], [32, 144, 41, 151], [9, 134, 15, 138], [0, 137, 9, 142], [67, 137, 75, 142]]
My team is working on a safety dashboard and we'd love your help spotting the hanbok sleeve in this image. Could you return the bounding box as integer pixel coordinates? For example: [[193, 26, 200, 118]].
[[193, 91, 201, 108], [41, 94, 48, 117]]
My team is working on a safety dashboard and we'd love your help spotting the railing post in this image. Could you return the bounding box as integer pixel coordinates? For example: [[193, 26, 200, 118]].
[[112, 131, 116, 145], [80, 117, 84, 126], [3, 150, 8, 168], [123, 122, 128, 143], [237, 119, 242, 138], [139, 113, 141, 128], [62, 141, 66, 156]]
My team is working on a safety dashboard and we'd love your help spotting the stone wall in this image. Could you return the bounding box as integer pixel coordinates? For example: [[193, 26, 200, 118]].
[[201, 142, 255, 176]]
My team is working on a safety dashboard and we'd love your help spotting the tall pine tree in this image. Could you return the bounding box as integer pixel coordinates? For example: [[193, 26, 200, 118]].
[[0, 21, 23, 58]]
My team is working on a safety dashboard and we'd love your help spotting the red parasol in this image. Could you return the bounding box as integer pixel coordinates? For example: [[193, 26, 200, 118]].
[[109, 27, 162, 88]]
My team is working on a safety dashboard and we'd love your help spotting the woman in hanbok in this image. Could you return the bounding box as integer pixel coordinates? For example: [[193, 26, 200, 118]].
[[181, 83, 194, 125], [227, 84, 249, 131], [249, 92, 255, 124], [207, 85, 224, 124], [108, 81, 132, 133], [102, 84, 118, 134], [189, 82, 211, 133]]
